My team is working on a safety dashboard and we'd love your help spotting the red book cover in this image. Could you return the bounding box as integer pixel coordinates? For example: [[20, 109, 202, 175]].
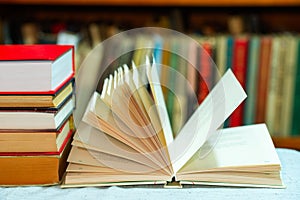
[[255, 37, 272, 123], [0, 44, 73, 61], [229, 37, 249, 127], [198, 42, 213, 104], [0, 45, 75, 95]]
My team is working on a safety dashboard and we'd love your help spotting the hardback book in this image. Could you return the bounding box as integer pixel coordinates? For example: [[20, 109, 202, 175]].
[[243, 36, 260, 125], [265, 36, 284, 136], [0, 95, 75, 130], [229, 36, 249, 127], [0, 116, 74, 154], [280, 36, 299, 136], [0, 136, 72, 186], [0, 44, 74, 94], [255, 36, 272, 123], [0, 78, 74, 108], [291, 37, 300, 136], [62, 58, 283, 188]]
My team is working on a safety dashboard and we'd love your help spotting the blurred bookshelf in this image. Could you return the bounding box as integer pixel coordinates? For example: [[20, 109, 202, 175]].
[[0, 0, 300, 150]]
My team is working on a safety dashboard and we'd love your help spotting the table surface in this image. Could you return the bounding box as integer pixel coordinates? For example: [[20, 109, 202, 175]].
[[0, 148, 299, 200]]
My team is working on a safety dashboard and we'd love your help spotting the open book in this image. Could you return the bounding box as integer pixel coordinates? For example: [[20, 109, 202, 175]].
[[63, 58, 283, 188]]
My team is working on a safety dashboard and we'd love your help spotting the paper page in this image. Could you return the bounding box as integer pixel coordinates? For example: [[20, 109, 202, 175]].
[[147, 61, 174, 147], [178, 124, 281, 173], [169, 69, 247, 174]]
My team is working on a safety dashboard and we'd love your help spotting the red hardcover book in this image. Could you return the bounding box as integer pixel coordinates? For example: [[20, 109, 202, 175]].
[[0, 44, 74, 94], [255, 37, 272, 123], [229, 37, 249, 127], [198, 42, 213, 104]]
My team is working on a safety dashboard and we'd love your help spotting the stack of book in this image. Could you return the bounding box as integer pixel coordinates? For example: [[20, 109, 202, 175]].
[[0, 45, 75, 185]]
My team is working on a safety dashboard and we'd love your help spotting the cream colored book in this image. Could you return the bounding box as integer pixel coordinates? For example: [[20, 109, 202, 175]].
[[63, 59, 283, 188]]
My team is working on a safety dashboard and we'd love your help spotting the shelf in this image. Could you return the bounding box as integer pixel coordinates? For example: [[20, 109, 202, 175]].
[[272, 137, 300, 151], [1, 0, 300, 6]]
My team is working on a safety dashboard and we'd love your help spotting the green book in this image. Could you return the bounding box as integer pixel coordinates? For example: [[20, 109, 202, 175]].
[[244, 36, 260, 125], [291, 37, 300, 136], [166, 39, 179, 137]]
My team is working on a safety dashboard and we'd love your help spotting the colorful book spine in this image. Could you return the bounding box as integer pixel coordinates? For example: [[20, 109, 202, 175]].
[[216, 35, 228, 76], [172, 38, 188, 136], [291, 38, 300, 136], [265, 37, 281, 136], [198, 42, 213, 104], [166, 39, 179, 136], [229, 37, 249, 127], [280, 36, 298, 137], [244, 36, 260, 125], [255, 36, 272, 123]]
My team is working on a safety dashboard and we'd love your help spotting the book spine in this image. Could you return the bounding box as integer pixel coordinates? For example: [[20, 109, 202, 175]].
[[244, 36, 260, 125], [198, 42, 213, 104], [186, 41, 199, 118], [172, 38, 188, 136], [160, 38, 171, 100], [229, 37, 249, 127], [291, 38, 300, 136], [166, 39, 179, 136], [280, 36, 298, 137], [216, 35, 227, 76], [265, 37, 281, 136], [255, 36, 272, 123]]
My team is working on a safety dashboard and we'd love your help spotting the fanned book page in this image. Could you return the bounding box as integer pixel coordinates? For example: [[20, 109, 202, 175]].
[[63, 58, 283, 188]]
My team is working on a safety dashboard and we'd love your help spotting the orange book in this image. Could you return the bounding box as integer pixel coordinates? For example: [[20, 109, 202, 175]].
[[255, 37, 272, 123], [0, 136, 72, 186], [0, 117, 73, 154]]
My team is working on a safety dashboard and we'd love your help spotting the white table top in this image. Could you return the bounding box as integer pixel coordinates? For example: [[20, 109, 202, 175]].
[[1, 148, 299, 200]]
